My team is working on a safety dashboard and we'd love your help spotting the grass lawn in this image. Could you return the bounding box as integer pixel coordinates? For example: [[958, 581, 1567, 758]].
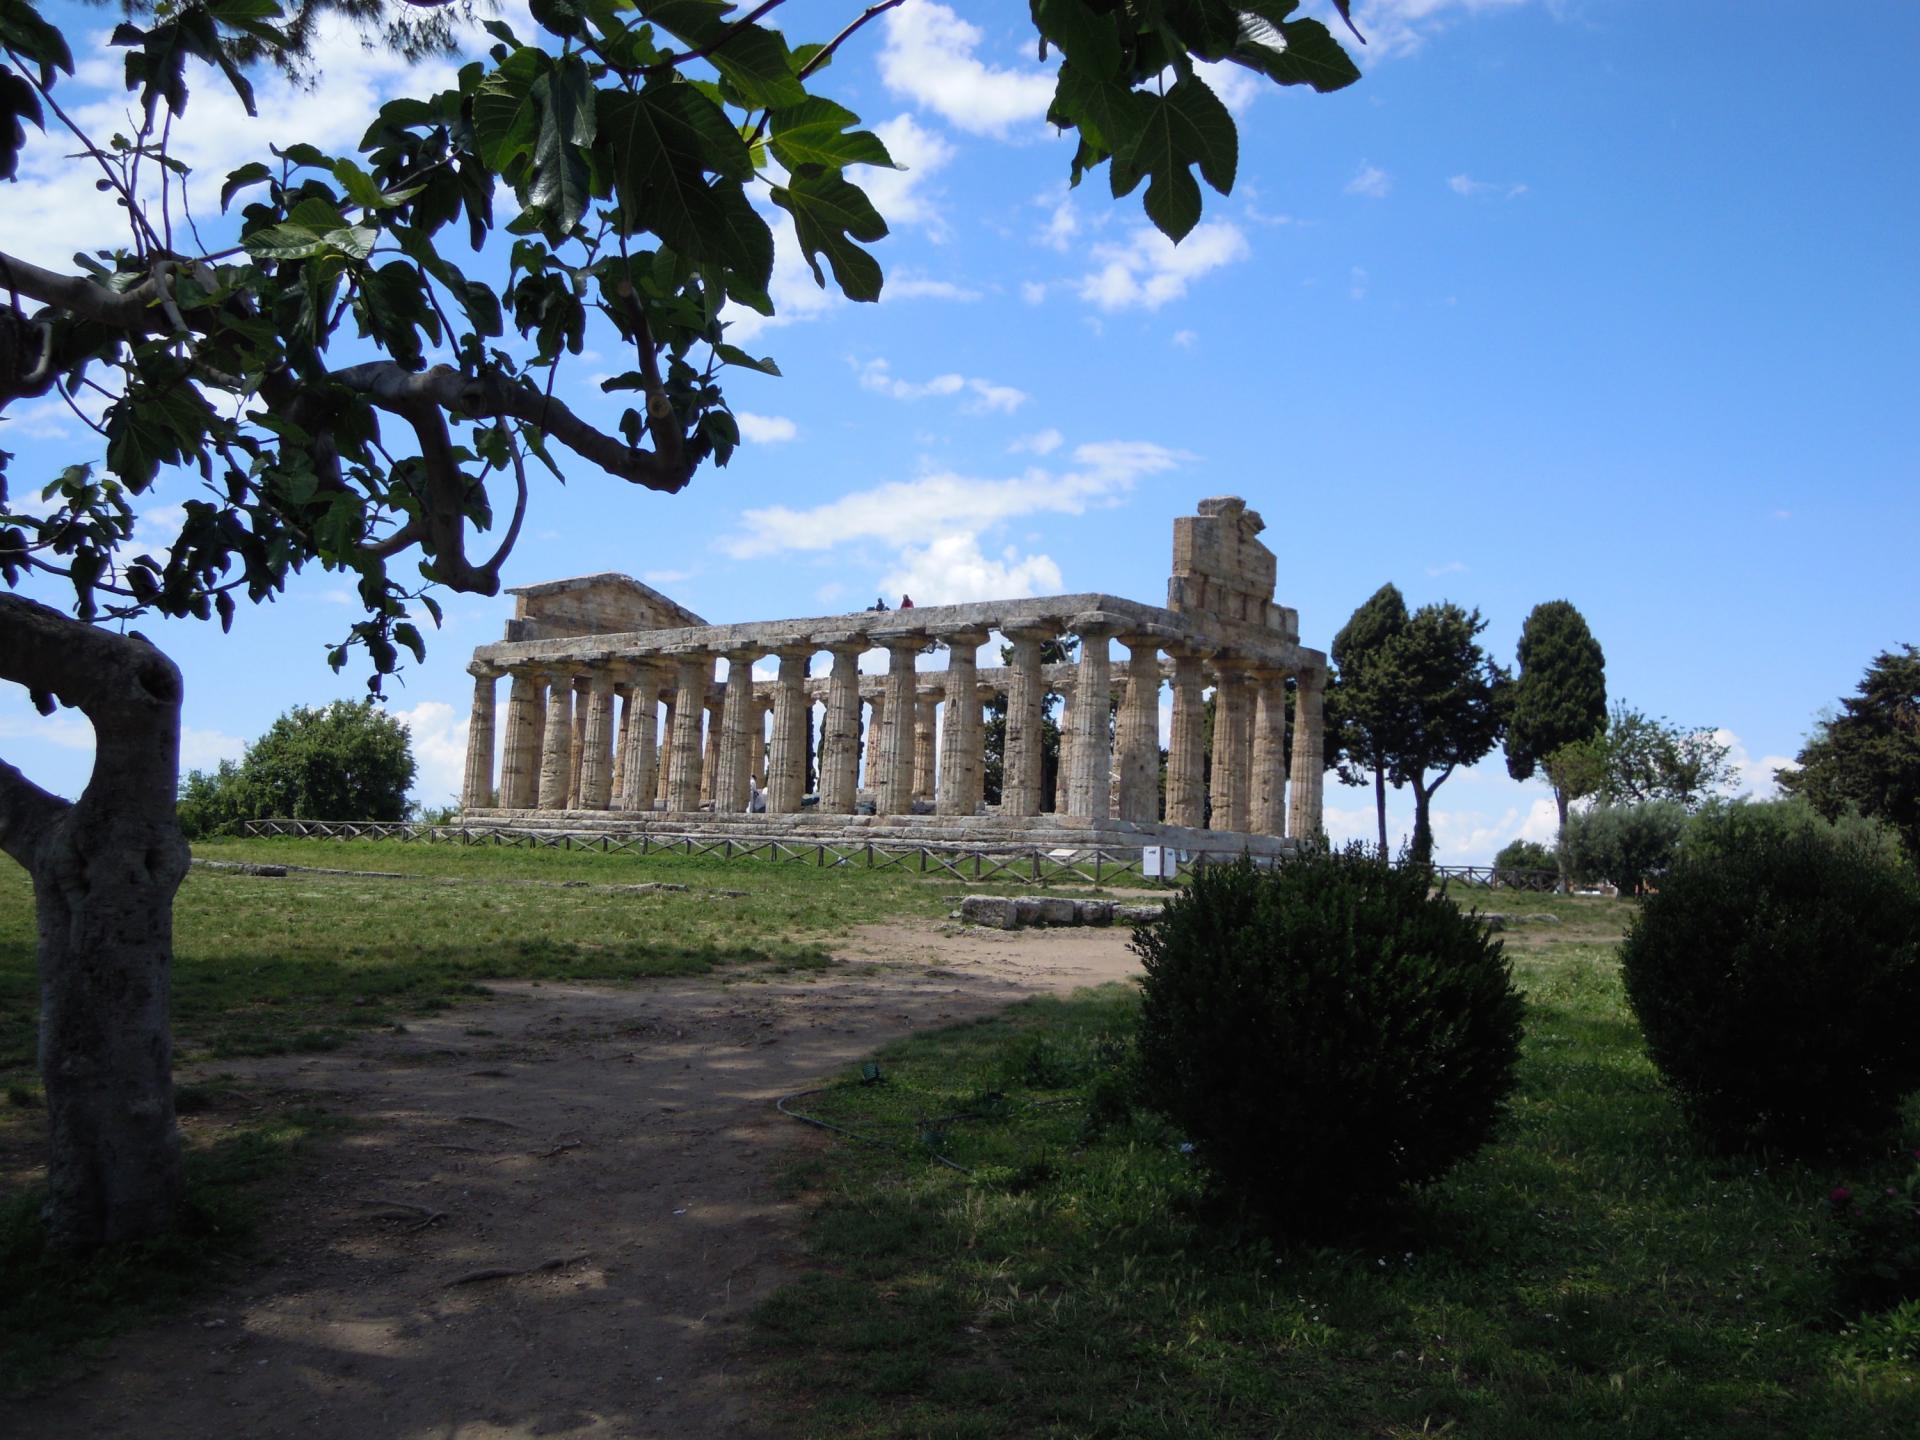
[[0, 835, 971, 1393], [0, 835, 974, 1084], [753, 897, 1920, 1439]]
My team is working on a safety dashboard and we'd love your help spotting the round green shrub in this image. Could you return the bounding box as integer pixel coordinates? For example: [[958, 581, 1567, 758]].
[[1620, 803, 1920, 1154], [1131, 848, 1525, 1230]]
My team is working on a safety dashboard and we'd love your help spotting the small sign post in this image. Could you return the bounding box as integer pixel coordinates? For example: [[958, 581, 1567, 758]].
[[1142, 845, 1177, 881]]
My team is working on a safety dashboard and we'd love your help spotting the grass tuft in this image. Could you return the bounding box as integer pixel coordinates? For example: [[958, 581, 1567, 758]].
[[754, 911, 1920, 1438]]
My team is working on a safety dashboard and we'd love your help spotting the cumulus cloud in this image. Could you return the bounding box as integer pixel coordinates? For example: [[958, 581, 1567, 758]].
[[879, 533, 1064, 605], [857, 359, 1028, 414], [180, 726, 247, 771], [1008, 428, 1064, 456], [862, 114, 957, 234], [0, 18, 464, 267], [883, 273, 982, 302], [1345, 162, 1393, 198], [1716, 729, 1797, 800], [1077, 222, 1251, 312], [1036, 196, 1080, 252], [878, 0, 1056, 137], [723, 438, 1188, 559], [391, 700, 467, 809], [1020, 280, 1048, 305], [1448, 173, 1529, 198], [1352, 0, 1540, 60], [735, 412, 799, 444]]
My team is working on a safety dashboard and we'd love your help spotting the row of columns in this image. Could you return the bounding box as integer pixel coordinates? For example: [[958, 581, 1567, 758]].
[[463, 630, 1325, 839]]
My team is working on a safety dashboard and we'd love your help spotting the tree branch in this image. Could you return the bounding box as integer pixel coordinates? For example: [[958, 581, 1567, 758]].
[[0, 755, 70, 872], [327, 362, 692, 495]]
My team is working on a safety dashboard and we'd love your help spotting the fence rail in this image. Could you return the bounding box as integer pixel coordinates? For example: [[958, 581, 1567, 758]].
[[238, 818, 1180, 887], [234, 820, 1564, 893]]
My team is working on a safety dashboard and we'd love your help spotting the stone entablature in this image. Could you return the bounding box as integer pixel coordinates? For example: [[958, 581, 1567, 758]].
[[460, 500, 1327, 847], [504, 573, 707, 643]]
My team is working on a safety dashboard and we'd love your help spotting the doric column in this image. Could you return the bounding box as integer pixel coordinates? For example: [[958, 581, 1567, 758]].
[[712, 649, 758, 814], [1114, 636, 1161, 824], [1230, 670, 1255, 833], [700, 697, 723, 806], [878, 635, 923, 815], [610, 686, 628, 801], [863, 695, 884, 797], [462, 663, 501, 810], [666, 653, 711, 812], [1207, 661, 1247, 831], [969, 682, 994, 813], [618, 663, 662, 811], [537, 669, 576, 810], [937, 631, 987, 816], [566, 677, 590, 808], [499, 667, 542, 810], [751, 695, 775, 790], [1165, 649, 1206, 828], [577, 666, 618, 810], [767, 647, 812, 813], [819, 642, 864, 813], [1251, 667, 1289, 836], [1002, 626, 1050, 817], [1289, 666, 1326, 841], [912, 690, 939, 804], [1068, 624, 1113, 819], [655, 699, 674, 807], [1053, 677, 1075, 814]]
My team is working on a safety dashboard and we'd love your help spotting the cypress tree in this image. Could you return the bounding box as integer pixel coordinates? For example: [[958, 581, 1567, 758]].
[[1330, 583, 1410, 855], [1505, 601, 1607, 888]]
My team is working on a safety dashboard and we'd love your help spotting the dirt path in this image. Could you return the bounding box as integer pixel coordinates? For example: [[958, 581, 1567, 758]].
[[13, 921, 1141, 1440]]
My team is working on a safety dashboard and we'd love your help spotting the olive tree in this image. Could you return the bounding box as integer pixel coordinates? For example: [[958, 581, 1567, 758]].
[[0, 0, 1361, 1246]]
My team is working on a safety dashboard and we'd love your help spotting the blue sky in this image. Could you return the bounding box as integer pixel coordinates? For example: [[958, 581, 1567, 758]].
[[3, 0, 1916, 861]]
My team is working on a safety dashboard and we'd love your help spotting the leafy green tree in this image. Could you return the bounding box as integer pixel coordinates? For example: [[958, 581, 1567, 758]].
[[1598, 702, 1735, 810], [1777, 645, 1920, 859], [1504, 600, 1605, 888], [1562, 800, 1688, 895], [1492, 837, 1553, 875], [0, 1, 1363, 1246], [182, 700, 416, 830], [1371, 602, 1508, 865], [1327, 582, 1408, 855]]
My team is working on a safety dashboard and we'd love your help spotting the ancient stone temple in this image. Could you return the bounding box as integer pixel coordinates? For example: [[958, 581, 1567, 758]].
[[459, 497, 1326, 855]]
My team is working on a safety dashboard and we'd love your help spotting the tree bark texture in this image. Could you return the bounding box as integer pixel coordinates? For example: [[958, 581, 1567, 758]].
[[1, 595, 190, 1248]]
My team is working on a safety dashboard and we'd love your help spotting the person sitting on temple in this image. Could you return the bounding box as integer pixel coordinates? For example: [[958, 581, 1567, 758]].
[[900, 595, 914, 609]]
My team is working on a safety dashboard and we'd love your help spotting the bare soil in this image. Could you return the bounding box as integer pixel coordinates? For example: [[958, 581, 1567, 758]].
[[11, 920, 1141, 1439]]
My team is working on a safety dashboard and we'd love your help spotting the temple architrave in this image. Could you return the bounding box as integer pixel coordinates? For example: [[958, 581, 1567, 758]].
[[459, 497, 1326, 855]]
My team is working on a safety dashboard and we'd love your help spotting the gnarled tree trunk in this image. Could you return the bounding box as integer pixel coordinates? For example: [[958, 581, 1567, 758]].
[[1, 595, 189, 1248]]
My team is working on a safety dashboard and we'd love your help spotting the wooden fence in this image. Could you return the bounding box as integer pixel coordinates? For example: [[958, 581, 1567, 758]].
[[236, 819, 1563, 893]]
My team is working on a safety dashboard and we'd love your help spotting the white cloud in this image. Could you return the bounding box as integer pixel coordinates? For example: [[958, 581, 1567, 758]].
[[1448, 173, 1529, 199], [736, 412, 799, 444], [1037, 197, 1079, 252], [880, 533, 1064, 605], [180, 726, 246, 771], [857, 359, 1028, 414], [0, 711, 95, 750], [391, 700, 466, 809], [2, 397, 80, 440], [1352, 0, 1540, 60], [1076, 222, 1251, 312], [884, 273, 982, 302], [1008, 428, 1064, 456], [0, 18, 464, 267], [1349, 265, 1370, 300], [1425, 560, 1469, 576], [643, 568, 693, 585], [862, 114, 957, 235], [724, 438, 1187, 559], [878, 1, 1056, 138], [1020, 281, 1048, 305], [1345, 162, 1393, 198], [1195, 58, 1266, 115], [1172, 329, 1197, 348], [1715, 729, 1796, 800]]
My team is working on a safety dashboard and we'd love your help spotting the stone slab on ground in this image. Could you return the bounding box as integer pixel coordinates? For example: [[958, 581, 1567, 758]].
[[956, 894, 1165, 929]]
